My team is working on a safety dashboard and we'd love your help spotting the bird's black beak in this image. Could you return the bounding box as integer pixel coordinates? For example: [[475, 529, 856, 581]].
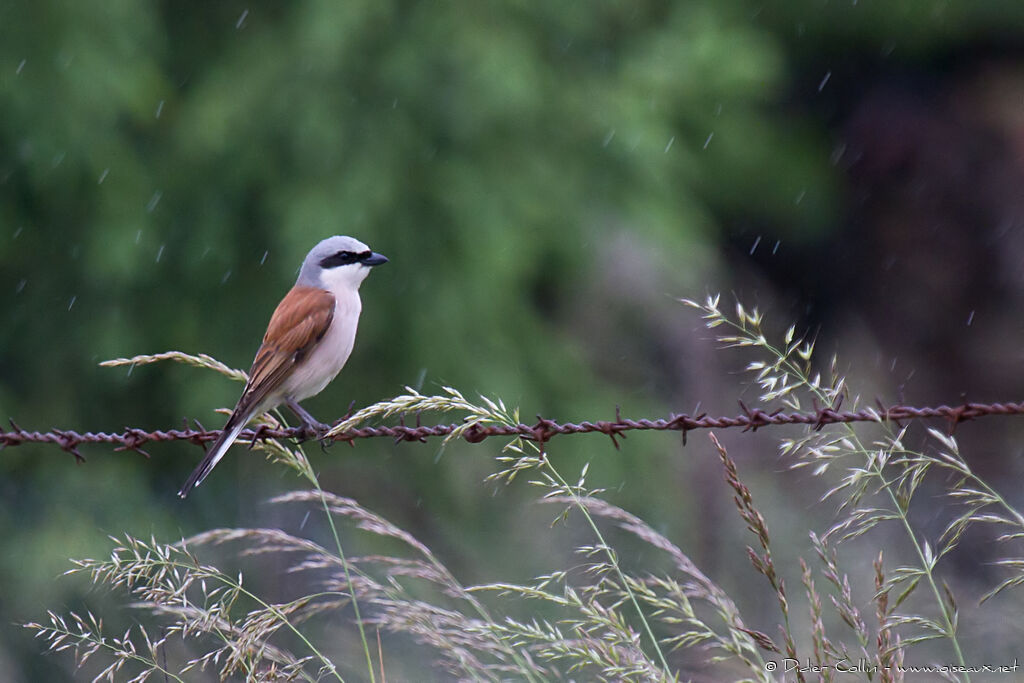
[[361, 252, 388, 266]]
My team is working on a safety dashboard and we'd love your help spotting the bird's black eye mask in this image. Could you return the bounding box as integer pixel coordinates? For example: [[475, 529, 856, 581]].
[[320, 250, 372, 268]]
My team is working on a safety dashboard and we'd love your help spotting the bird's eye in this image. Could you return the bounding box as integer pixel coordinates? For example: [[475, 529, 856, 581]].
[[319, 250, 360, 269]]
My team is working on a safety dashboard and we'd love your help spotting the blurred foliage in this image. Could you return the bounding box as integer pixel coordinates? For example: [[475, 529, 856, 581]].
[[1, 0, 1023, 680]]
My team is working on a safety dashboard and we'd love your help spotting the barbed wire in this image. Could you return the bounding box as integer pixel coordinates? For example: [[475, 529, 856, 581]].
[[2, 400, 1022, 462]]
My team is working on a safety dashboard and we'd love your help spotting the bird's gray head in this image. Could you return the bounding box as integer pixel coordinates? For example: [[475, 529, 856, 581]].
[[296, 235, 388, 291]]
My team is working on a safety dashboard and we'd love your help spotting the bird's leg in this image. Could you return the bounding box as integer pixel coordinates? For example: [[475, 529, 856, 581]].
[[286, 399, 329, 438]]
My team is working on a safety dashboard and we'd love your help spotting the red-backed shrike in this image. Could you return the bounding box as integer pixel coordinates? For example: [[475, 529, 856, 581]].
[[178, 235, 387, 498]]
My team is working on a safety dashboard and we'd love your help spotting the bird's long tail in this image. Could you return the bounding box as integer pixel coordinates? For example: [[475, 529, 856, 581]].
[[178, 410, 251, 498]]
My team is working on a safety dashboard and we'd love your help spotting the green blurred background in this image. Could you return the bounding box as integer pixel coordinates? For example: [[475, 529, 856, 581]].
[[3, 1, 1024, 679]]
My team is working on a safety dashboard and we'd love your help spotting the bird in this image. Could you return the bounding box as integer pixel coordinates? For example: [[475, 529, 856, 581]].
[[178, 235, 388, 498]]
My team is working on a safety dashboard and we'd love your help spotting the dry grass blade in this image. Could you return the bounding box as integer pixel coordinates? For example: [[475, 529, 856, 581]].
[[709, 432, 803, 680], [539, 494, 770, 680], [100, 350, 247, 382]]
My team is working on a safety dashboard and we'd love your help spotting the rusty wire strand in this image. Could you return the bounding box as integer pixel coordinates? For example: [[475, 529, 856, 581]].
[[1, 401, 1022, 462]]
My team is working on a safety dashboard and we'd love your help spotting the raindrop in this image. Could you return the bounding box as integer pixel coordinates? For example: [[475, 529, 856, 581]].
[[154, 100, 164, 119], [221, 270, 232, 284], [602, 129, 616, 147], [52, 151, 66, 168], [236, 8, 249, 29], [890, 357, 898, 372], [772, 240, 780, 254], [13, 226, 23, 239], [260, 250, 268, 265], [15, 279, 26, 293], [16, 59, 26, 75], [829, 143, 847, 166], [156, 244, 165, 262], [702, 132, 714, 149], [966, 310, 975, 326], [68, 295, 77, 311], [794, 189, 806, 205], [136, 230, 143, 244], [299, 510, 310, 530], [98, 168, 109, 184], [749, 236, 762, 255], [664, 136, 675, 153], [817, 70, 832, 92], [146, 191, 162, 213]]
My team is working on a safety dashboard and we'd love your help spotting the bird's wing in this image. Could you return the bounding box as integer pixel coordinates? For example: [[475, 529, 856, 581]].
[[178, 286, 335, 498], [236, 285, 336, 415]]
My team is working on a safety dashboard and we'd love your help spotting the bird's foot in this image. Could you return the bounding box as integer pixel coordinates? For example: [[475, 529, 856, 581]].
[[291, 416, 329, 442], [286, 399, 330, 440], [302, 419, 330, 440]]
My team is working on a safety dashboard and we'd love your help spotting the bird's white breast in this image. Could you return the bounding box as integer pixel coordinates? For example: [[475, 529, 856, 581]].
[[281, 291, 361, 402]]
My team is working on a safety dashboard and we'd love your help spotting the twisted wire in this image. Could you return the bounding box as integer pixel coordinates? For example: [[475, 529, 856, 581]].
[[2, 400, 1021, 461]]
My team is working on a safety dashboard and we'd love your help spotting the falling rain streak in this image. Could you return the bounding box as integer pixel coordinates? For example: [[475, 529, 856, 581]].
[[817, 70, 832, 92]]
